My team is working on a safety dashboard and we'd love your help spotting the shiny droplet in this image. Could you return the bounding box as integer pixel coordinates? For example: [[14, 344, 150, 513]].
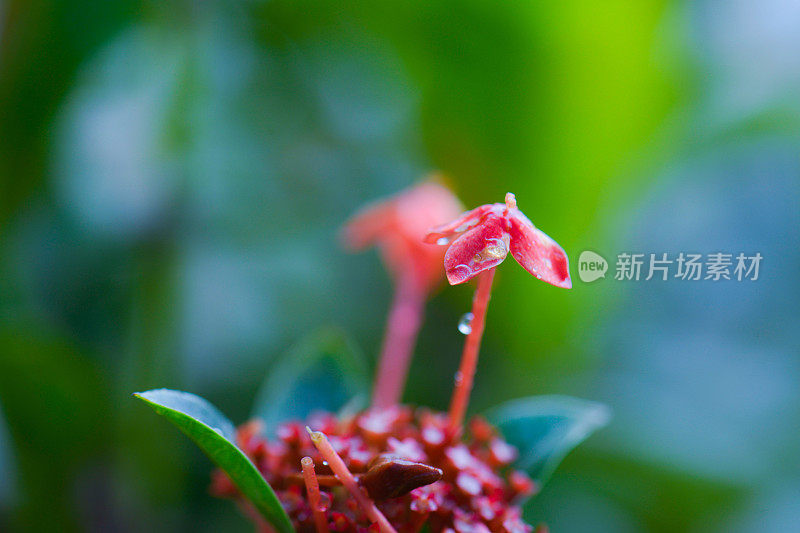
[[436, 237, 450, 245], [318, 492, 332, 511], [458, 312, 474, 334]]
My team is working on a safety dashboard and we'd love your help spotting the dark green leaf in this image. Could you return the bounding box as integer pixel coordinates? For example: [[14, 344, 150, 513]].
[[252, 327, 369, 435], [134, 389, 294, 533], [486, 395, 611, 483]]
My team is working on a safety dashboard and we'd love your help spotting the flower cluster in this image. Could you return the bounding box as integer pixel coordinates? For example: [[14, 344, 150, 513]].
[[211, 407, 541, 533]]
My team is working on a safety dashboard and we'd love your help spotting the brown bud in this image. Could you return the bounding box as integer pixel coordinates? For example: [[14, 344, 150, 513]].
[[359, 453, 443, 500]]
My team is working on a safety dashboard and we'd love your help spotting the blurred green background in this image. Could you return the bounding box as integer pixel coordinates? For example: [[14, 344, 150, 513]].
[[1, 0, 798, 531]]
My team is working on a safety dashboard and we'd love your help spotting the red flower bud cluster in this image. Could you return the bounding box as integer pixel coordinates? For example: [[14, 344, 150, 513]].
[[211, 407, 538, 532]]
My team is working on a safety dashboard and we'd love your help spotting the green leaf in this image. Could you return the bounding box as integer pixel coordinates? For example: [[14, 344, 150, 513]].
[[486, 395, 611, 483], [134, 389, 294, 533], [252, 327, 369, 435]]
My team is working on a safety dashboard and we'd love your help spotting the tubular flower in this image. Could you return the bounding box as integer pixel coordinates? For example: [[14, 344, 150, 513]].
[[424, 193, 571, 288], [342, 180, 463, 292]]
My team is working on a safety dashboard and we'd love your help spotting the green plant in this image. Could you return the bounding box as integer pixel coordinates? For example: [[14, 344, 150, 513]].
[[135, 182, 609, 532]]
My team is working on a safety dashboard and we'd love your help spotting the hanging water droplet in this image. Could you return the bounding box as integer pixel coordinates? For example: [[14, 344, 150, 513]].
[[318, 492, 332, 511], [457, 312, 474, 334], [436, 237, 450, 245]]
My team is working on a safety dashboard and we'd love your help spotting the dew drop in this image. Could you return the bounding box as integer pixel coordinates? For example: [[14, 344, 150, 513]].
[[436, 237, 450, 245], [457, 312, 474, 334], [454, 264, 473, 276], [318, 492, 332, 511]]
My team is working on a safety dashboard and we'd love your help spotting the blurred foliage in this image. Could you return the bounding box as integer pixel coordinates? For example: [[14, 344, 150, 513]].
[[1, 0, 798, 532], [251, 327, 369, 435], [487, 395, 611, 484], [0, 324, 108, 531]]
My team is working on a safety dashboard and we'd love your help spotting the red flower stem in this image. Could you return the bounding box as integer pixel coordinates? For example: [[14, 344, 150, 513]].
[[307, 428, 398, 533], [448, 267, 496, 431], [301, 456, 330, 533], [371, 274, 426, 409]]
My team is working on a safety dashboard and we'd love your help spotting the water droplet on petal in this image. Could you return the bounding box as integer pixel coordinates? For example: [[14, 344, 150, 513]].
[[454, 264, 473, 276], [436, 237, 450, 245], [458, 313, 474, 334]]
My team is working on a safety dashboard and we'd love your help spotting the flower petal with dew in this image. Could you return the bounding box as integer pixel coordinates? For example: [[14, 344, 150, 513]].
[[425, 193, 571, 288]]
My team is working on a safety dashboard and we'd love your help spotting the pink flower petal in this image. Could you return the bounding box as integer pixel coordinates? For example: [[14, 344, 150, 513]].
[[342, 181, 463, 291], [508, 210, 571, 289], [443, 215, 510, 285], [341, 199, 394, 251]]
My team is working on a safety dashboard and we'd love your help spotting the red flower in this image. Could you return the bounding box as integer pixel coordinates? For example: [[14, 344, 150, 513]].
[[342, 180, 463, 292], [212, 407, 535, 533], [342, 180, 465, 409], [424, 193, 571, 288]]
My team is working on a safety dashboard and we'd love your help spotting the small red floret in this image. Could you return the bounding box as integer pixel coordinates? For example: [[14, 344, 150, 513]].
[[424, 193, 571, 289], [342, 180, 463, 292]]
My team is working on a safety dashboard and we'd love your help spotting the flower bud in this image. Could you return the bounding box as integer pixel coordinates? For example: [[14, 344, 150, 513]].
[[360, 453, 443, 500]]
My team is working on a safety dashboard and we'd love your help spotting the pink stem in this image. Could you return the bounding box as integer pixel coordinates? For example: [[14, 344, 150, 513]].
[[301, 456, 330, 533], [371, 275, 426, 409], [448, 267, 496, 431], [307, 428, 398, 533]]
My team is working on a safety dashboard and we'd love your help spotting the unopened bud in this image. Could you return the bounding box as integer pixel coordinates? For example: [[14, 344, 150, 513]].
[[359, 453, 443, 500]]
